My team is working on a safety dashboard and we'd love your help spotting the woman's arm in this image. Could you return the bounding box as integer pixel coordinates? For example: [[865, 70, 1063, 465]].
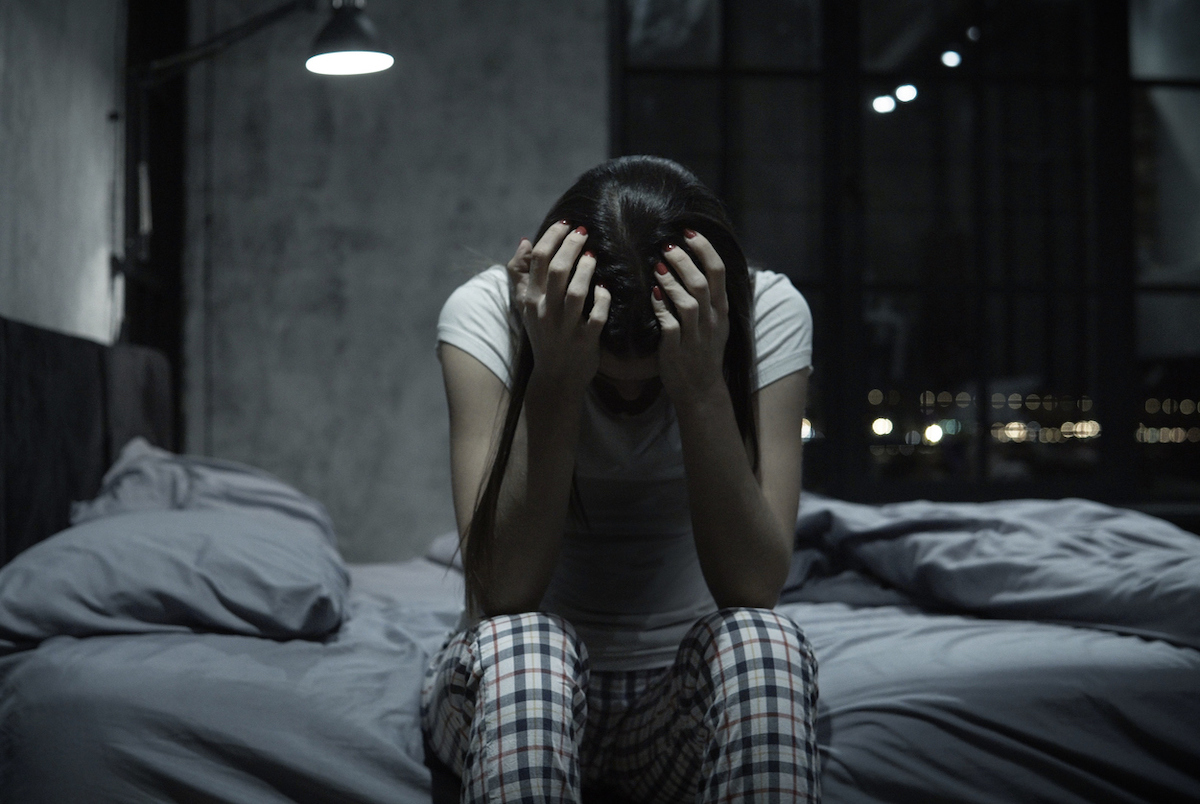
[[441, 224, 610, 615], [441, 344, 586, 614], [673, 371, 807, 609], [653, 232, 805, 608]]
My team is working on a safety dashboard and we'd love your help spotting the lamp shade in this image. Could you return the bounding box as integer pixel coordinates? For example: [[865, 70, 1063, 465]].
[[306, 5, 393, 75]]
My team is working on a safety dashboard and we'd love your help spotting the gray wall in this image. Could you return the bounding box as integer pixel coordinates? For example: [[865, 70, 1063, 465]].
[[185, 0, 608, 561], [0, 0, 125, 343]]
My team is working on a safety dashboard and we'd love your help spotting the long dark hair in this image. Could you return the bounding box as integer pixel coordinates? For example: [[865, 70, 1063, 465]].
[[463, 155, 758, 613]]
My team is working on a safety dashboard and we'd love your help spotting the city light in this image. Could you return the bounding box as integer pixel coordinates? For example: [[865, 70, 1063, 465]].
[[942, 50, 962, 67], [873, 95, 897, 113], [992, 420, 1101, 443], [872, 417, 894, 436], [895, 84, 918, 102], [1137, 425, 1200, 444], [924, 423, 945, 444]]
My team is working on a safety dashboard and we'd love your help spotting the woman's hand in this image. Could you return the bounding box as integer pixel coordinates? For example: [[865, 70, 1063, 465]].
[[508, 221, 611, 395], [651, 229, 729, 406]]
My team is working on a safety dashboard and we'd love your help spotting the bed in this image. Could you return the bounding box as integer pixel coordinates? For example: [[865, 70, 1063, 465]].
[[2, 313, 1199, 804]]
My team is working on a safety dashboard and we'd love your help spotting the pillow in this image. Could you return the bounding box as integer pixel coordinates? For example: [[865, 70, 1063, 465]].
[[70, 437, 337, 547], [0, 509, 349, 650], [426, 530, 463, 571]]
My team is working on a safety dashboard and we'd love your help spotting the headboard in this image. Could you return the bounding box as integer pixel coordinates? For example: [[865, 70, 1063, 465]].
[[0, 315, 173, 566]]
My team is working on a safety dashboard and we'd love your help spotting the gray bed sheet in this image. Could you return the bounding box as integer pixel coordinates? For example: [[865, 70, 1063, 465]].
[[4, 558, 1198, 804], [0, 560, 463, 804], [3, 494, 1200, 803], [787, 598, 1200, 804]]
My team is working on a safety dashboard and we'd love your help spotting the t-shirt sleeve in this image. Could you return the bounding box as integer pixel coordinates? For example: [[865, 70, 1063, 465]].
[[752, 269, 813, 390], [436, 265, 515, 387]]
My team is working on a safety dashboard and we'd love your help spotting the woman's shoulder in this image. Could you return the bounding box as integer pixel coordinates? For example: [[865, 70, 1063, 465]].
[[750, 267, 811, 323], [438, 265, 516, 385], [449, 264, 509, 304], [749, 267, 813, 386]]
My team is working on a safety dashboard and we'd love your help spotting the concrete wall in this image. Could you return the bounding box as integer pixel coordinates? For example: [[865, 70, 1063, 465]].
[[185, 0, 608, 561], [0, 0, 125, 343]]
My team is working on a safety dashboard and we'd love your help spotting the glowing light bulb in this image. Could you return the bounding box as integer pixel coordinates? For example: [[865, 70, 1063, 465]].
[[306, 51, 394, 76], [872, 95, 897, 113]]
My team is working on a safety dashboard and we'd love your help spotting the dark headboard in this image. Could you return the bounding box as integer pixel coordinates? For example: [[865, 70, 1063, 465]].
[[0, 316, 173, 566]]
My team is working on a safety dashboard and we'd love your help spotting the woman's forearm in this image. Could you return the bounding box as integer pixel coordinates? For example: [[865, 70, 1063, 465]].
[[674, 387, 792, 609], [482, 372, 584, 614]]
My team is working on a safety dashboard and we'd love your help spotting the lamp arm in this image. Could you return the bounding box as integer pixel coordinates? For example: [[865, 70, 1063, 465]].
[[136, 0, 319, 87]]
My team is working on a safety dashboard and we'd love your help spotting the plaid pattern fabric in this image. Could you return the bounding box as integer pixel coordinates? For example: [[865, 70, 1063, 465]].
[[422, 612, 590, 803], [422, 608, 819, 803]]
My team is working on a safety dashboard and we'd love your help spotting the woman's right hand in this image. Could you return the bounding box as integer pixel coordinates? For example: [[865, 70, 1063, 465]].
[[508, 221, 611, 395]]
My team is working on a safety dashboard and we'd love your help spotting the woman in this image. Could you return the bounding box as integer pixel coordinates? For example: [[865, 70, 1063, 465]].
[[423, 156, 818, 803]]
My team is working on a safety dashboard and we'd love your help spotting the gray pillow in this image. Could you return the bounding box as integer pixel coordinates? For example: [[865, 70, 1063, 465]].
[[0, 509, 349, 651], [71, 437, 337, 547], [425, 530, 463, 571]]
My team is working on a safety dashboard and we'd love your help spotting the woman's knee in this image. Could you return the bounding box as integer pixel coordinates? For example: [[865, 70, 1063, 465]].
[[688, 607, 816, 680], [473, 611, 589, 677]]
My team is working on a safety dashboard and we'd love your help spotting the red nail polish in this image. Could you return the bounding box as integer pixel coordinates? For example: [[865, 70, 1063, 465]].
[[664, 243, 676, 252], [656, 262, 669, 275], [684, 229, 697, 239], [653, 286, 663, 301], [597, 282, 606, 289], [583, 250, 595, 259], [560, 219, 570, 226], [575, 225, 588, 236]]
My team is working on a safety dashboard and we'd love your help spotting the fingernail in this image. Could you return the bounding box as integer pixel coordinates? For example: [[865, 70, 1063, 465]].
[[655, 262, 669, 275], [597, 282, 606, 289], [583, 250, 595, 259], [575, 225, 588, 236], [560, 219, 570, 226], [664, 243, 676, 252], [518, 237, 528, 248], [653, 286, 663, 301], [684, 229, 697, 239]]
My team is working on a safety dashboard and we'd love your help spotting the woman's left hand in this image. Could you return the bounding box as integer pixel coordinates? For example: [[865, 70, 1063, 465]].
[[651, 230, 730, 406]]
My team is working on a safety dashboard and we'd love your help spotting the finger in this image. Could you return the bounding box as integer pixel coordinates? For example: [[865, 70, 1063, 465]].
[[650, 284, 680, 343], [564, 250, 596, 321], [586, 284, 611, 334], [507, 237, 532, 273], [683, 229, 728, 315], [507, 239, 534, 311], [545, 225, 589, 303], [653, 260, 700, 332], [530, 220, 573, 290], [661, 241, 711, 312]]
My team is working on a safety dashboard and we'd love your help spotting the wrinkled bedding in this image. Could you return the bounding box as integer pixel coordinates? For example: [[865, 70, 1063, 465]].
[[2, 455, 1198, 803], [0, 560, 461, 804], [785, 495, 1200, 649]]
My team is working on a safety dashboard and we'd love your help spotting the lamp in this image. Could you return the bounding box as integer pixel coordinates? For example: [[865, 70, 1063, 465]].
[[307, 2, 394, 75], [121, 0, 392, 275]]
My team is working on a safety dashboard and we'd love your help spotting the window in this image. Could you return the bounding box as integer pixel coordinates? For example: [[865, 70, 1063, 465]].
[[612, 0, 1199, 516]]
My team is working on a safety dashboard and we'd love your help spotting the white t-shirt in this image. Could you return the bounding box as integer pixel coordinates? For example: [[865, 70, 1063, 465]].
[[437, 265, 813, 670]]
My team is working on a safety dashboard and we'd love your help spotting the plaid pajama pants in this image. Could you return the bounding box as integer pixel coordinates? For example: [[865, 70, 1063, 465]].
[[421, 608, 819, 803]]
